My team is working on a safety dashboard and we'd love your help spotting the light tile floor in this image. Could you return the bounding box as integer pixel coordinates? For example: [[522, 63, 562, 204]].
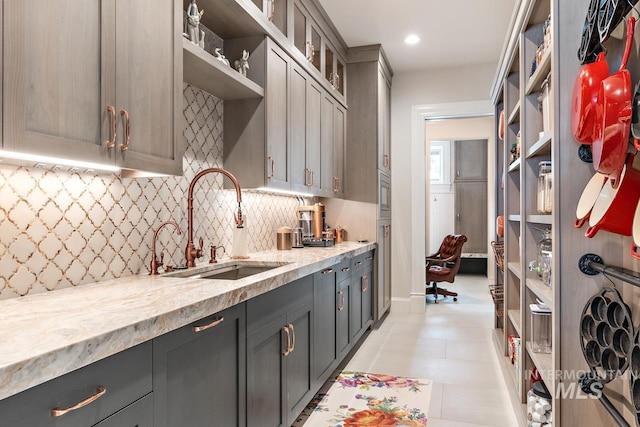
[[344, 275, 522, 427]]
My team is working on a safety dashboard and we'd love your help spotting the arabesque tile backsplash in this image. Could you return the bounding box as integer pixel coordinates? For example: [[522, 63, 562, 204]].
[[0, 84, 306, 300]]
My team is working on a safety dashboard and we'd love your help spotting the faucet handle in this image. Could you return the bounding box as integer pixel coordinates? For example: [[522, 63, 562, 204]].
[[159, 252, 164, 267], [196, 236, 204, 259]]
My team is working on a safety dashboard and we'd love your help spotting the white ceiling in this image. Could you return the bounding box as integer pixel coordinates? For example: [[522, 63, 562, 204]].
[[317, 0, 519, 73]]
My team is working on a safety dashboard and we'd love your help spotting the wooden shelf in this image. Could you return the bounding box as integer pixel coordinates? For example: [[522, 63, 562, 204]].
[[508, 157, 521, 172], [195, 0, 267, 39], [526, 278, 553, 309], [508, 262, 522, 279], [526, 215, 552, 225], [507, 214, 521, 222], [508, 309, 522, 336], [183, 39, 265, 100], [507, 100, 520, 125], [526, 132, 552, 158], [525, 49, 552, 95], [526, 341, 553, 387]]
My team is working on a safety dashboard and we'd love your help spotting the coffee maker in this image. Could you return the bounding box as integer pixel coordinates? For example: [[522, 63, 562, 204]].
[[296, 203, 333, 246]]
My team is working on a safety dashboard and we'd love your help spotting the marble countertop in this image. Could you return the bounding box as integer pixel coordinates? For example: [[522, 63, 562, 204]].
[[0, 241, 376, 401]]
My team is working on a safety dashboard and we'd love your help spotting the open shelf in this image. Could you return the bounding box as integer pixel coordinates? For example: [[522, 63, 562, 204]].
[[526, 341, 553, 387], [526, 277, 553, 309], [526, 132, 552, 158], [508, 309, 522, 336], [194, 0, 267, 39], [525, 48, 552, 95], [507, 214, 521, 222], [508, 157, 521, 172], [183, 39, 264, 100], [508, 262, 522, 279], [507, 100, 521, 125], [526, 215, 552, 225]]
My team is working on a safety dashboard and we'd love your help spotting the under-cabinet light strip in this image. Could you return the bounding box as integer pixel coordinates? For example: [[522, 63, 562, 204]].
[[0, 150, 121, 173], [255, 187, 314, 198]]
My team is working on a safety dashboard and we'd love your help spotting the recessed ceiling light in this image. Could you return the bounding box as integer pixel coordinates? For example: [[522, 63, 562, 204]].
[[404, 34, 420, 45]]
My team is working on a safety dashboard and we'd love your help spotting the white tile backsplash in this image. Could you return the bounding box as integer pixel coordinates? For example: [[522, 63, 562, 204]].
[[0, 84, 304, 299]]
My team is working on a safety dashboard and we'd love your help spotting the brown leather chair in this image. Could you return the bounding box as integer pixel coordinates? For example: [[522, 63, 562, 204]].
[[425, 234, 467, 303]]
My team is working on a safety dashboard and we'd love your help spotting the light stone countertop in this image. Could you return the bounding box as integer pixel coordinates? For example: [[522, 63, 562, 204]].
[[0, 241, 376, 401]]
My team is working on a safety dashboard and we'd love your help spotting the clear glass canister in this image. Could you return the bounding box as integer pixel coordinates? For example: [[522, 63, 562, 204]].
[[527, 381, 552, 426], [536, 228, 552, 285], [537, 161, 552, 213]]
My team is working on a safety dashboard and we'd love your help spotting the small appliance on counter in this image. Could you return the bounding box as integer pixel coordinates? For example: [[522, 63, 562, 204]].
[[296, 203, 334, 247], [276, 226, 292, 250]]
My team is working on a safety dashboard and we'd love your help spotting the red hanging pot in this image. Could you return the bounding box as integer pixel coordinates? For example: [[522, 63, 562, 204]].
[[571, 51, 610, 143], [592, 16, 635, 188]]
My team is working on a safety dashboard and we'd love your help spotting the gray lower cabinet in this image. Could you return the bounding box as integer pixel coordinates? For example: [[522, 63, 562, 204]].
[[0, 342, 152, 427], [350, 252, 374, 342], [376, 220, 391, 319], [94, 394, 153, 427], [337, 271, 352, 361], [246, 276, 314, 427], [3, 0, 183, 175], [152, 303, 246, 427]]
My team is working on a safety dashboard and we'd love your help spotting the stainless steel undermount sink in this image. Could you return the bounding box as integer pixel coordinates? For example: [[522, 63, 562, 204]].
[[163, 261, 290, 280]]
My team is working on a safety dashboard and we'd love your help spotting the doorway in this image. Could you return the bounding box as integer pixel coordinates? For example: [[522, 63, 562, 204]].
[[425, 117, 493, 276]]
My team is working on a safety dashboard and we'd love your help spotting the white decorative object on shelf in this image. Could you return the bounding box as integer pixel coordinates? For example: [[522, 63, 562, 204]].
[[185, 0, 205, 47], [234, 50, 250, 76], [214, 48, 230, 67]]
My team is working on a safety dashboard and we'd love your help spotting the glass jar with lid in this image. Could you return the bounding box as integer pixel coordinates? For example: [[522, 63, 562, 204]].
[[527, 380, 552, 426], [537, 161, 552, 213], [537, 228, 552, 287]]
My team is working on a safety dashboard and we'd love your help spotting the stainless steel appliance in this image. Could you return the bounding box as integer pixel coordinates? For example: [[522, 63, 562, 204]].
[[296, 203, 333, 246]]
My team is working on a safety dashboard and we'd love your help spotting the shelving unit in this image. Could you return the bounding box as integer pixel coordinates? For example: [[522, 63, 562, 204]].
[[491, 0, 557, 424], [183, 39, 264, 100]]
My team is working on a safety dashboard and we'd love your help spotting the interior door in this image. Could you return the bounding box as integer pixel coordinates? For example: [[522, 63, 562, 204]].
[[454, 139, 487, 181], [455, 181, 488, 254]]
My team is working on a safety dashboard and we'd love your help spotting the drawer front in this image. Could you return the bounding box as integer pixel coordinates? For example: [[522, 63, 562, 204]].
[[247, 274, 313, 335], [94, 393, 153, 427], [335, 259, 351, 283], [0, 341, 152, 427], [351, 251, 374, 272]]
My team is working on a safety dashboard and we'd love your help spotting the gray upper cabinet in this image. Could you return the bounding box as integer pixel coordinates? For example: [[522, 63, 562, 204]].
[[249, 0, 289, 39], [454, 139, 487, 181], [332, 103, 346, 197], [320, 93, 335, 197], [4, 0, 183, 175], [345, 44, 393, 204]]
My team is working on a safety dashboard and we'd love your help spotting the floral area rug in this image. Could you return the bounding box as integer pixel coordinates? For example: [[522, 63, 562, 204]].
[[292, 371, 432, 426]]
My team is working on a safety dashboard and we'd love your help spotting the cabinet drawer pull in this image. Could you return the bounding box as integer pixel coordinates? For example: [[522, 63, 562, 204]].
[[355, 261, 362, 266], [366, 256, 373, 261], [51, 386, 106, 417], [193, 316, 224, 332], [267, 156, 274, 179], [338, 290, 345, 311], [322, 268, 334, 275], [361, 275, 369, 292], [282, 325, 293, 356], [333, 176, 339, 193], [105, 105, 116, 148], [120, 109, 130, 151], [341, 267, 350, 272], [289, 323, 295, 353]]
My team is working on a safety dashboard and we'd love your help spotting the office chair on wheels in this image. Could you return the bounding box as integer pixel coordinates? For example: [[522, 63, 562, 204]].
[[425, 234, 467, 303]]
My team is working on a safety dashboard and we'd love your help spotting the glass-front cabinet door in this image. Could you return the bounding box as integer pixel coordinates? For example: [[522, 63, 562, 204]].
[[294, 3, 307, 57], [336, 57, 345, 95], [310, 24, 322, 72], [325, 43, 334, 86], [251, 0, 288, 38]]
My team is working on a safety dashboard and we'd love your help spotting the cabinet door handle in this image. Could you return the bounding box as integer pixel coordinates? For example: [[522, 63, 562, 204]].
[[306, 41, 315, 62], [333, 176, 339, 193], [384, 154, 389, 168], [267, 156, 274, 179], [322, 268, 334, 275], [289, 323, 295, 353], [268, 0, 275, 21], [355, 261, 362, 266], [282, 325, 291, 356], [193, 315, 224, 332], [119, 109, 130, 151], [337, 290, 344, 311], [366, 256, 373, 261], [384, 225, 390, 238], [51, 386, 106, 417], [310, 169, 314, 186], [361, 275, 369, 292], [341, 267, 350, 272], [105, 105, 116, 149]]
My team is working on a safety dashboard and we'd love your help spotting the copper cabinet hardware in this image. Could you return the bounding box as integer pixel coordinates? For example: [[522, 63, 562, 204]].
[[267, 156, 274, 179], [322, 268, 334, 274], [306, 41, 315, 62], [105, 105, 116, 148], [355, 261, 362, 266], [193, 316, 224, 332], [305, 168, 310, 186], [333, 176, 338, 192], [289, 323, 295, 353], [384, 225, 390, 238], [268, 0, 275, 21], [119, 109, 130, 151], [384, 154, 390, 168], [310, 169, 314, 186], [282, 325, 291, 356], [337, 290, 344, 311], [51, 386, 106, 417], [341, 267, 350, 272], [366, 256, 373, 261], [362, 275, 369, 292]]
